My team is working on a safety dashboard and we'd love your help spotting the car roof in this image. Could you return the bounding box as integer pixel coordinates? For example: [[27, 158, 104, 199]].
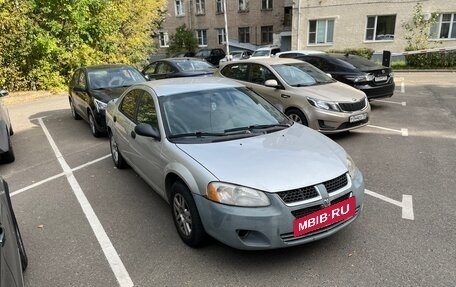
[[277, 50, 326, 56], [83, 64, 134, 71], [221, 57, 303, 66], [138, 77, 244, 97]]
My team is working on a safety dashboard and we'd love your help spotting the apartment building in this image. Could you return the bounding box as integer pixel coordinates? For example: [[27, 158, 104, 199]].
[[292, 0, 456, 53], [156, 0, 293, 55]]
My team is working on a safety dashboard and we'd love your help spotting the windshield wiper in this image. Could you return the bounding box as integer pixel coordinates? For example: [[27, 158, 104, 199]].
[[293, 83, 313, 87], [224, 123, 290, 133], [168, 131, 226, 139]]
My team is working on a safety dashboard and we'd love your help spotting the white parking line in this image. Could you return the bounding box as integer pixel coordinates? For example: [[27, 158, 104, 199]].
[[401, 81, 405, 93], [371, 99, 406, 106], [11, 155, 111, 197], [36, 118, 133, 287], [366, 125, 409, 136], [365, 189, 414, 220]]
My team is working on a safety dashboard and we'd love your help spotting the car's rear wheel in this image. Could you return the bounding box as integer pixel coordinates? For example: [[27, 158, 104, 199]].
[[171, 181, 207, 248], [70, 99, 81, 120], [88, 112, 102, 137], [109, 132, 127, 169], [1, 128, 15, 163], [286, 108, 308, 126]]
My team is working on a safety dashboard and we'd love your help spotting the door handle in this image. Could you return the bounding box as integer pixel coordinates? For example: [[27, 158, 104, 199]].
[[113, 116, 117, 122], [131, 131, 136, 139]]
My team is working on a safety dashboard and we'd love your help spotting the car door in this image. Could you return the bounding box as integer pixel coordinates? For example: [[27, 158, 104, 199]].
[[72, 69, 90, 120], [127, 91, 166, 197], [247, 63, 283, 107], [0, 181, 23, 287]]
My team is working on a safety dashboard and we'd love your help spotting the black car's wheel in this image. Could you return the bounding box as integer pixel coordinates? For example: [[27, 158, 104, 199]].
[[1, 129, 15, 163], [88, 112, 102, 137], [171, 181, 207, 248], [69, 99, 81, 120], [109, 132, 127, 169], [286, 108, 308, 126]]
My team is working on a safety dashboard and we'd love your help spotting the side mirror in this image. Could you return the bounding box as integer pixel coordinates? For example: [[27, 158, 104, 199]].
[[326, 73, 333, 78], [264, 79, 280, 88], [144, 74, 151, 81], [0, 90, 9, 97], [135, 123, 160, 140]]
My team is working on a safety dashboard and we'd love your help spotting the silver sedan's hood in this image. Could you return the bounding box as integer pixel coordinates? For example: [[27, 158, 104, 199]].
[[176, 124, 348, 192]]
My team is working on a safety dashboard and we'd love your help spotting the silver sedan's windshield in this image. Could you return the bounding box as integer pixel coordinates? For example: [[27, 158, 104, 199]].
[[272, 62, 334, 87], [160, 87, 291, 140]]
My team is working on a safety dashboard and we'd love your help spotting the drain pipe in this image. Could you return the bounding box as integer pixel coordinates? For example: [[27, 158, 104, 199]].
[[297, 0, 301, 50]]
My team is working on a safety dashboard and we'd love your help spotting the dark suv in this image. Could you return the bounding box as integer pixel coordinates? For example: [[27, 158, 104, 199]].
[[195, 48, 226, 66], [279, 52, 395, 100]]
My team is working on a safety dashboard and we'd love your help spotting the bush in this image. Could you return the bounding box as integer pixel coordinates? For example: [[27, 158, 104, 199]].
[[405, 51, 456, 68], [326, 48, 375, 59]]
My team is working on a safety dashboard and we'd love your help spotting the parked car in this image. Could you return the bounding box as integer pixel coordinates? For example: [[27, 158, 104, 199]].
[[105, 77, 365, 250], [0, 176, 28, 287], [194, 48, 226, 66], [251, 46, 281, 58], [219, 50, 252, 63], [172, 51, 196, 58], [142, 58, 215, 80], [0, 90, 14, 163], [68, 64, 146, 137], [217, 57, 370, 133], [278, 51, 395, 100]]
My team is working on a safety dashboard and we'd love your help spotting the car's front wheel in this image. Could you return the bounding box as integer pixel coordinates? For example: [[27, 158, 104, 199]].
[[1, 127, 15, 163], [286, 108, 308, 126], [69, 99, 81, 120], [171, 181, 207, 248], [88, 112, 102, 137], [109, 132, 127, 169]]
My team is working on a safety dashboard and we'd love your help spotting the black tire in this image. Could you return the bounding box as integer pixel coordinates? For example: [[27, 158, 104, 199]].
[[286, 108, 308, 126], [170, 181, 207, 248], [1, 131, 15, 163], [109, 132, 127, 169], [69, 99, 81, 120], [88, 112, 102, 137]]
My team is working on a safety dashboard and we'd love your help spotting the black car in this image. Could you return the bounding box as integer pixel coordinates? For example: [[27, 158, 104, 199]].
[[0, 90, 14, 163], [142, 58, 215, 80], [194, 48, 226, 66], [0, 177, 28, 287], [69, 64, 146, 137], [279, 52, 395, 100]]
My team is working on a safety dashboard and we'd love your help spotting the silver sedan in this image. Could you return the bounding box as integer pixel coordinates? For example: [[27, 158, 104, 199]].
[[105, 77, 365, 250]]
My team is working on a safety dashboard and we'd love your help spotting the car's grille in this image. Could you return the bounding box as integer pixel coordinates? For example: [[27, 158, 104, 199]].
[[291, 192, 351, 219], [339, 99, 367, 112], [277, 186, 319, 204], [323, 174, 348, 193]]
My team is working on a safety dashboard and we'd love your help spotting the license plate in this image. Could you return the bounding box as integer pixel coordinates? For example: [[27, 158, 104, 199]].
[[293, 197, 356, 237], [375, 75, 387, 82], [349, 113, 367, 123]]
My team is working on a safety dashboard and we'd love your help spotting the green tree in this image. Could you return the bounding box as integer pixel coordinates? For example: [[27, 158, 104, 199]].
[[167, 24, 198, 57], [402, 2, 438, 51]]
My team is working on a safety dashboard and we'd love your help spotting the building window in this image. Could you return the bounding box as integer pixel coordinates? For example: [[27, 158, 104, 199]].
[[430, 13, 456, 39], [283, 7, 292, 26], [261, 26, 273, 44], [175, 0, 185, 16], [309, 19, 334, 44], [159, 32, 169, 47], [239, 27, 250, 43], [217, 28, 226, 44], [216, 0, 224, 14], [262, 0, 273, 10], [239, 0, 249, 11], [195, 0, 205, 15], [365, 15, 396, 41], [196, 30, 208, 47]]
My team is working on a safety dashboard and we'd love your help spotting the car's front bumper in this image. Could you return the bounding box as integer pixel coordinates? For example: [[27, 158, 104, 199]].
[[194, 171, 364, 250], [307, 106, 370, 134]]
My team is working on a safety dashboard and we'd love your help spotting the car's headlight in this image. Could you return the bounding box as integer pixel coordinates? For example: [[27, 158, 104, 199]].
[[346, 74, 374, 83], [346, 154, 358, 178], [206, 182, 270, 207], [307, 97, 340, 112], [94, 98, 108, 111]]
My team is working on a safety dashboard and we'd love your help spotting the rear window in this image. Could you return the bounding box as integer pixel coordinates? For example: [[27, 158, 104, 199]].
[[331, 54, 379, 69]]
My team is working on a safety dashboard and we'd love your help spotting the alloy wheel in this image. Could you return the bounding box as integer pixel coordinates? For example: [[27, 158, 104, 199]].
[[173, 194, 192, 236]]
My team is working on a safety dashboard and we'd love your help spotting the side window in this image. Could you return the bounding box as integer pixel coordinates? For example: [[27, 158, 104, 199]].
[[221, 63, 249, 81], [156, 62, 174, 74], [78, 71, 87, 89], [144, 62, 159, 75], [119, 89, 142, 121], [137, 92, 158, 128], [71, 70, 80, 86], [251, 64, 275, 85], [302, 57, 331, 71]]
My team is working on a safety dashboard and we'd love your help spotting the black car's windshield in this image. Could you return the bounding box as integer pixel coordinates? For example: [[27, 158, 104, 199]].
[[88, 67, 145, 89], [160, 87, 291, 141], [272, 62, 334, 86]]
